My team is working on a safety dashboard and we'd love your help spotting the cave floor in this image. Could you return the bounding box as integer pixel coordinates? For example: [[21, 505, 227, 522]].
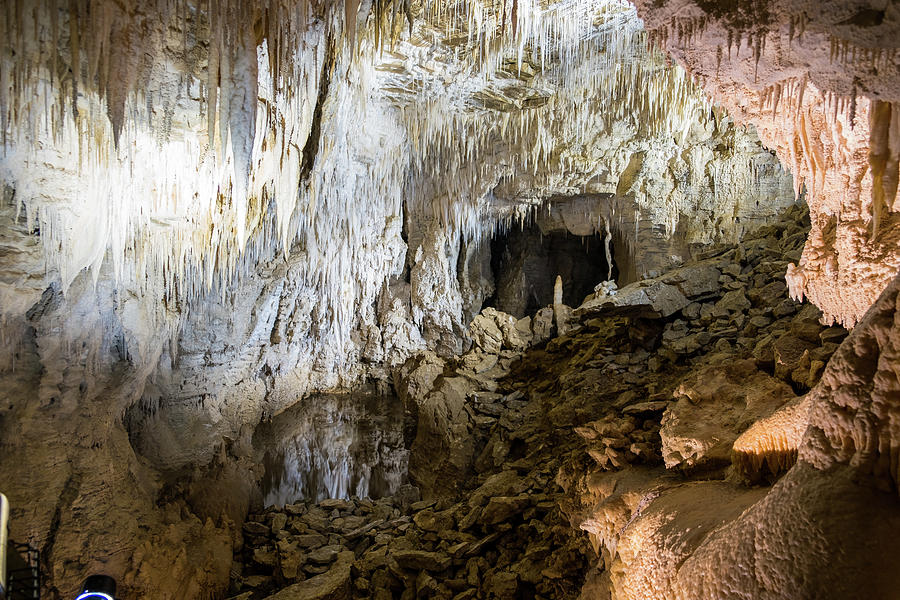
[[230, 203, 846, 600]]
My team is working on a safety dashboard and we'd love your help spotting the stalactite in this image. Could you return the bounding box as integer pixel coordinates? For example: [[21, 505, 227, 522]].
[[868, 100, 900, 241], [604, 217, 613, 282], [0, 0, 789, 353]]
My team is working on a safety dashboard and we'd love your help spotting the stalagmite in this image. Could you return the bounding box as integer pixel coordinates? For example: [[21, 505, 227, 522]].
[[553, 274, 563, 307]]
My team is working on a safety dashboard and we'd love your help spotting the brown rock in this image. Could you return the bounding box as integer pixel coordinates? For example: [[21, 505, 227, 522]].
[[262, 551, 354, 600], [319, 499, 353, 512], [254, 547, 278, 568], [716, 289, 751, 313], [773, 334, 814, 382], [392, 549, 452, 572], [484, 571, 519, 599], [468, 470, 527, 507], [277, 539, 305, 580], [244, 521, 270, 536], [296, 533, 327, 548], [660, 359, 797, 470], [408, 376, 477, 498], [307, 545, 343, 565], [413, 508, 455, 532], [271, 513, 288, 533], [479, 495, 531, 525]]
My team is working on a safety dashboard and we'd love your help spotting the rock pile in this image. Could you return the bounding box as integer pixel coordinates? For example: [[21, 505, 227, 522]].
[[232, 204, 851, 600], [230, 473, 587, 599]]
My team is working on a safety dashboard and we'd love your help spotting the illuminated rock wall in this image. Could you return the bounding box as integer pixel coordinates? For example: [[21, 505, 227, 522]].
[[631, 0, 900, 327], [0, 0, 798, 596]]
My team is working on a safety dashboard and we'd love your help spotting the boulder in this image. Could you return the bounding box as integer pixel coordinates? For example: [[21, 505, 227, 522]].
[[514, 316, 534, 347], [747, 280, 787, 307], [244, 521, 269, 536], [772, 334, 814, 383], [393, 351, 446, 408], [479, 496, 531, 525], [296, 533, 327, 548], [468, 470, 527, 507], [413, 508, 455, 532], [578, 280, 690, 319], [408, 377, 476, 498], [469, 312, 504, 354], [716, 289, 751, 313], [262, 550, 354, 600], [254, 548, 278, 568], [469, 308, 531, 353], [531, 307, 554, 343], [554, 302, 576, 336], [484, 571, 519, 599], [392, 549, 452, 572], [661, 263, 721, 298], [660, 359, 797, 471], [319, 499, 353, 511], [307, 545, 343, 565], [277, 540, 305, 580]]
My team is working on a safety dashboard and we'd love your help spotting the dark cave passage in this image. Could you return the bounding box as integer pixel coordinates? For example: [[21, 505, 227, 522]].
[[486, 223, 616, 317]]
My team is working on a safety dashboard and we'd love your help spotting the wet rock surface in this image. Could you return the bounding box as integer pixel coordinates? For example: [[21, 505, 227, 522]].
[[232, 204, 856, 600]]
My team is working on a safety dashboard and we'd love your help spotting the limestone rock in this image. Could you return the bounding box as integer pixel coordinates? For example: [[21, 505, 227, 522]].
[[0, 1, 815, 597], [660, 359, 797, 470], [579, 280, 690, 319], [263, 551, 354, 600], [468, 471, 527, 507], [408, 377, 476, 498], [394, 352, 446, 408], [469, 312, 504, 354], [660, 263, 721, 299], [392, 550, 452, 572], [479, 496, 531, 525], [307, 545, 342, 565], [484, 571, 519, 599], [412, 509, 455, 532], [277, 540, 305, 580], [470, 307, 533, 353], [772, 334, 814, 384], [531, 308, 555, 344], [271, 513, 288, 533], [715, 289, 751, 313], [732, 395, 813, 482]]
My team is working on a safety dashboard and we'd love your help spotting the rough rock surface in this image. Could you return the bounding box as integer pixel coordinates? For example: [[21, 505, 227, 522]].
[[0, 3, 800, 591], [1, 0, 893, 597], [552, 205, 899, 600], [660, 359, 796, 471], [631, 0, 900, 328], [229, 203, 888, 600], [230, 380, 589, 600]]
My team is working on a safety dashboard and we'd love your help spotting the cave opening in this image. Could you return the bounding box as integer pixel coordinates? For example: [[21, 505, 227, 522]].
[[486, 222, 616, 317]]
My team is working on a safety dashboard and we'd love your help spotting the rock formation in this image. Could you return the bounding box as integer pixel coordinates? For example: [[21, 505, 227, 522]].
[[225, 202, 898, 600], [631, 0, 900, 328], [0, 0, 898, 598]]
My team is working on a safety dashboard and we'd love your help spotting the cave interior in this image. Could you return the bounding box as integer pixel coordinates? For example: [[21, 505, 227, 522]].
[[1, 0, 900, 599]]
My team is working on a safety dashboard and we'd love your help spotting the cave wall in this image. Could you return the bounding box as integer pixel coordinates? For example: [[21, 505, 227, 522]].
[[630, 0, 900, 327]]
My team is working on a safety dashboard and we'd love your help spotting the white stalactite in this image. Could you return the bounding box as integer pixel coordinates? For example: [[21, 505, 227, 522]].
[[0, 0, 793, 371]]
